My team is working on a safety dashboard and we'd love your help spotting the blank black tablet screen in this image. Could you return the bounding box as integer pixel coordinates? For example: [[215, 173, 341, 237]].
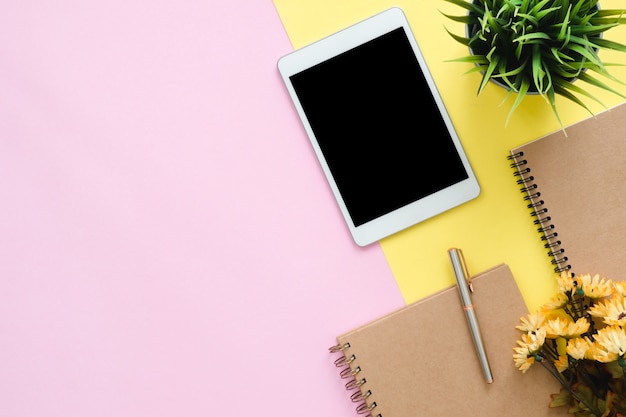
[[289, 27, 468, 227]]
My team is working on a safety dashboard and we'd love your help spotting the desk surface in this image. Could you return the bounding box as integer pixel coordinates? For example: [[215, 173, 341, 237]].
[[274, 0, 626, 309], [2, 1, 625, 417], [0, 2, 404, 416]]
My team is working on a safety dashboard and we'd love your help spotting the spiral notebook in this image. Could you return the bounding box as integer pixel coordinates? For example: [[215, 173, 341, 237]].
[[330, 264, 561, 416], [508, 101, 626, 278]]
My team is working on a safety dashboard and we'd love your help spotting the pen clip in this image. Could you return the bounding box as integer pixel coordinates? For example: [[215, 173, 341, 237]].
[[457, 248, 473, 292]]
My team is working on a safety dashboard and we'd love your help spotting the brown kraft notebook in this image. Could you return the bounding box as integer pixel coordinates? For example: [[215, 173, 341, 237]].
[[330, 264, 561, 416], [508, 101, 626, 278]]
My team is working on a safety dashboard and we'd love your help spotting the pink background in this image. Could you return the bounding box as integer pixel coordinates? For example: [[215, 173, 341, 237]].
[[0, 1, 403, 416]]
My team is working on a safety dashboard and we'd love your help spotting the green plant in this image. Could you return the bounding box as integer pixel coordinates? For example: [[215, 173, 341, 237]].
[[442, 0, 626, 126]]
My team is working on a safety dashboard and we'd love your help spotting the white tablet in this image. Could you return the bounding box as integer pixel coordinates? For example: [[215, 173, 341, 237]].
[[277, 7, 480, 246]]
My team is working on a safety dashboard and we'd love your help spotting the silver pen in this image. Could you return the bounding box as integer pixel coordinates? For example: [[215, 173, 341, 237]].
[[448, 248, 494, 384]]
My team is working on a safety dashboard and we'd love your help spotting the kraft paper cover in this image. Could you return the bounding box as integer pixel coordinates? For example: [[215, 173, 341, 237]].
[[510, 101, 626, 280]]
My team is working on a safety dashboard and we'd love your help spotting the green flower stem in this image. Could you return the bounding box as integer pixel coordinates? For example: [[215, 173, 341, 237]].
[[538, 357, 603, 417], [541, 339, 560, 362]]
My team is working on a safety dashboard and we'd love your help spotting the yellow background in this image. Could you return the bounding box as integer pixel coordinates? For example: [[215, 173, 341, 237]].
[[273, 0, 626, 311]]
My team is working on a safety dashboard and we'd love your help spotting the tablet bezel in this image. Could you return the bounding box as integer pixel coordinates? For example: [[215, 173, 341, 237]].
[[277, 7, 480, 246]]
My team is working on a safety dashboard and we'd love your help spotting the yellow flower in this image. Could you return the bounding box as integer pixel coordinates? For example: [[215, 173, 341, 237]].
[[592, 333, 621, 363], [585, 340, 605, 361], [589, 297, 626, 327], [513, 345, 536, 373], [544, 317, 590, 339], [512, 330, 546, 373], [593, 326, 626, 357], [554, 354, 570, 373], [584, 325, 626, 363], [579, 273, 613, 299], [521, 328, 546, 352], [612, 281, 626, 298], [541, 292, 569, 311], [594, 348, 619, 363], [516, 312, 546, 333], [556, 271, 576, 294], [589, 300, 610, 319], [566, 337, 591, 360]]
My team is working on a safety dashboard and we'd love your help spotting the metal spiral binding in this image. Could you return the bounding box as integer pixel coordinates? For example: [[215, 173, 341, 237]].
[[340, 366, 361, 379], [508, 152, 571, 272], [329, 343, 382, 417]]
